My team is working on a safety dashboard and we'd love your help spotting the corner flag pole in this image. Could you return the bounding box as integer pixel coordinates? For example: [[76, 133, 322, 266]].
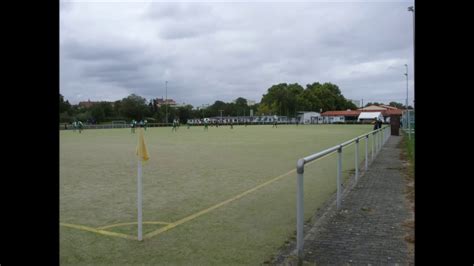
[[137, 158, 143, 241], [136, 128, 150, 241]]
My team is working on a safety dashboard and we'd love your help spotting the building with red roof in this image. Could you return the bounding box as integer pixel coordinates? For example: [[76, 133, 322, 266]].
[[320, 105, 403, 123]]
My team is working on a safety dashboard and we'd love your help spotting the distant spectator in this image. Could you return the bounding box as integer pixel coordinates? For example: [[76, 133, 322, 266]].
[[373, 120, 378, 130]]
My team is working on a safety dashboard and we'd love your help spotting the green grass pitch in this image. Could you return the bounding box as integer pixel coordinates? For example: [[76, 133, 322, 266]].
[[60, 124, 375, 264]]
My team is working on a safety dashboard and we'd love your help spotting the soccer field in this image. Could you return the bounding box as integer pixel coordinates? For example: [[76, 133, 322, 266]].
[[60, 124, 374, 264]]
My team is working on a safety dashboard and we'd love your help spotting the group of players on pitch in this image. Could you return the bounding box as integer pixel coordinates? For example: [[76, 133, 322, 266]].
[[130, 120, 149, 133], [173, 115, 285, 132], [70, 116, 285, 134], [69, 121, 85, 133]]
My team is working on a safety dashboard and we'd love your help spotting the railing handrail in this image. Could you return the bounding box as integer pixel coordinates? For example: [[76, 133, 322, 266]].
[[295, 125, 391, 260], [297, 126, 389, 173]]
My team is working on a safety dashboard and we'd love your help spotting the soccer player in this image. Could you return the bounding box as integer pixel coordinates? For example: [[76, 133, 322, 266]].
[[131, 120, 136, 133], [72, 121, 77, 132], [144, 120, 148, 131], [77, 120, 84, 133], [204, 119, 209, 131], [172, 119, 178, 132], [273, 116, 278, 128], [230, 119, 233, 129]]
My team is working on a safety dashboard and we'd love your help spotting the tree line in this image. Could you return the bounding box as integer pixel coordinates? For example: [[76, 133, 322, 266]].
[[60, 82, 409, 124]]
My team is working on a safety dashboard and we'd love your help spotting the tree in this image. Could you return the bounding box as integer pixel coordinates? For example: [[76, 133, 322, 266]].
[[256, 103, 273, 115], [89, 102, 114, 123], [365, 102, 383, 107], [60, 94, 71, 114], [286, 83, 304, 116], [389, 101, 405, 109], [261, 83, 288, 115], [260, 83, 304, 116], [176, 105, 194, 123], [60, 112, 72, 123], [75, 111, 92, 122], [118, 94, 149, 120], [260, 81, 355, 115], [234, 97, 247, 107], [234, 97, 249, 116]]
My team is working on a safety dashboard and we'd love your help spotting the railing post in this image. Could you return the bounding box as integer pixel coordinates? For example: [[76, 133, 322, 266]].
[[377, 130, 381, 153], [365, 135, 369, 170], [337, 145, 342, 210], [380, 129, 385, 150], [380, 128, 383, 149], [381, 128, 384, 148], [355, 138, 359, 182], [372, 132, 375, 161], [296, 159, 305, 259], [375, 130, 380, 155]]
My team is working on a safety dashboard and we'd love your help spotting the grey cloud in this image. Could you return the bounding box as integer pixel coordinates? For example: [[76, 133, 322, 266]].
[[146, 2, 213, 21], [158, 23, 216, 40], [60, 0, 73, 12], [61, 2, 415, 106], [62, 39, 142, 62]]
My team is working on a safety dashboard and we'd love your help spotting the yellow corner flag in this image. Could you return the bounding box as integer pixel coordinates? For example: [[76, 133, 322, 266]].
[[136, 128, 150, 161]]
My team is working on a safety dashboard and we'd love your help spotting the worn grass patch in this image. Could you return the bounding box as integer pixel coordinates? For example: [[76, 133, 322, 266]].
[[399, 133, 415, 259]]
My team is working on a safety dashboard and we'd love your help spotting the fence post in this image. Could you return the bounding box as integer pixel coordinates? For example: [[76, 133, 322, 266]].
[[355, 138, 359, 182], [296, 159, 305, 259], [337, 145, 342, 210], [365, 135, 369, 170]]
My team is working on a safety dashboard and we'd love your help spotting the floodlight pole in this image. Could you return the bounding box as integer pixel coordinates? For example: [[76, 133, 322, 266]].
[[404, 64, 411, 140], [409, 5, 415, 111], [165, 81, 168, 125]]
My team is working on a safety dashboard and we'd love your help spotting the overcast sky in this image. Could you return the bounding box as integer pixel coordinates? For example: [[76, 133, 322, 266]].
[[60, 0, 415, 108]]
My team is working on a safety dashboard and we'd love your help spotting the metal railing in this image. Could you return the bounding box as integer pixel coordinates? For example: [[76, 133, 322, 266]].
[[295, 125, 391, 258], [401, 110, 415, 139]]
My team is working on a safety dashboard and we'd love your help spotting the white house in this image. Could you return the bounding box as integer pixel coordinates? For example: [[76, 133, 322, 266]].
[[297, 112, 321, 124]]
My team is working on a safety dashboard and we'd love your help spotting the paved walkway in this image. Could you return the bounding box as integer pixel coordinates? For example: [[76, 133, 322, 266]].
[[274, 136, 414, 265]]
